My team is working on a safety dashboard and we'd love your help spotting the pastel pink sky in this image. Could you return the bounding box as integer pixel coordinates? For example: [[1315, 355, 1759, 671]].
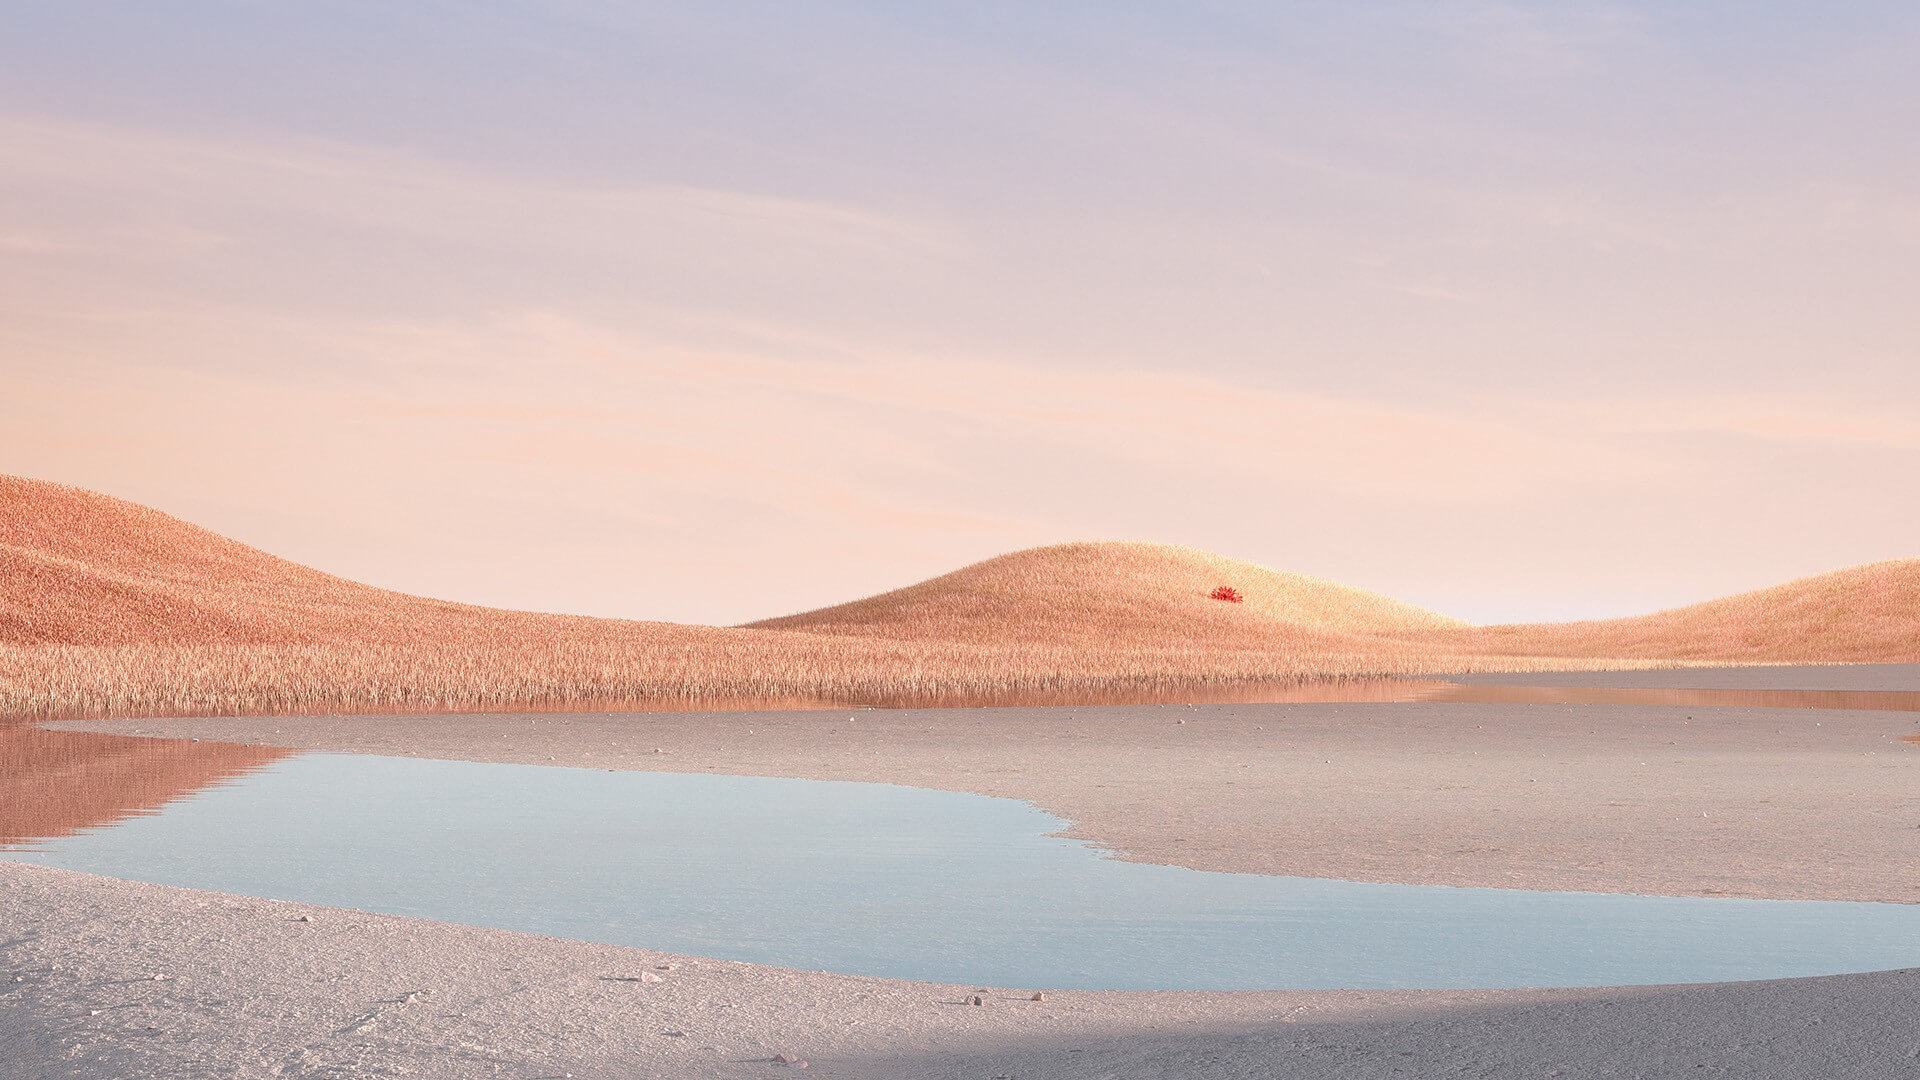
[[4, 4, 1917, 626]]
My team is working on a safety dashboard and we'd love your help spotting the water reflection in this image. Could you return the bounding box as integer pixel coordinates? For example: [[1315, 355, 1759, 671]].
[[3, 677, 1913, 854], [9, 755, 1920, 990], [0, 720, 291, 850]]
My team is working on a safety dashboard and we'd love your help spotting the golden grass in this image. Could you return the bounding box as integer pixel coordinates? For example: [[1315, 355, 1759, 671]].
[[2, 473, 1911, 721], [0, 639, 1663, 720]]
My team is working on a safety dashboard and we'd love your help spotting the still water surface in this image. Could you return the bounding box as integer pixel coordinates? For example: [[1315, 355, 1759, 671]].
[[7, 751, 1920, 991]]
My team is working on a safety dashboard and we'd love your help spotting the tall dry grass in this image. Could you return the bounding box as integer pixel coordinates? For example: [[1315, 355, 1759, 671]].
[[0, 638, 1672, 720]]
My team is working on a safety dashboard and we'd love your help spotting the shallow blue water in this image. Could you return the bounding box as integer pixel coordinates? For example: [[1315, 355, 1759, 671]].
[[8, 753, 1919, 990]]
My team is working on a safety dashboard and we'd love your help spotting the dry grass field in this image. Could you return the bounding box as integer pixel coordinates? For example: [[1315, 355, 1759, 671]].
[[2, 474, 1913, 719]]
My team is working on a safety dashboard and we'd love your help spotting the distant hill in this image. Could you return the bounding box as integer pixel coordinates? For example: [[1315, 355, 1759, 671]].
[[746, 541, 1465, 651], [1443, 559, 1920, 664]]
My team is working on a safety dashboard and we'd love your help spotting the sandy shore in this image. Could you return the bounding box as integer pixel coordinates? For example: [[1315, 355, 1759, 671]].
[[7, 664, 1918, 1077], [5, 863, 1916, 1079], [54, 667, 1920, 902]]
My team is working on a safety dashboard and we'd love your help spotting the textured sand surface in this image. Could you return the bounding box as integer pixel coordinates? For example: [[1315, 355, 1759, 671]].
[[4, 863, 1917, 1080]]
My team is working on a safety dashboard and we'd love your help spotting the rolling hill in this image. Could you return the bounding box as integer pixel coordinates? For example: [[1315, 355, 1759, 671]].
[[1443, 559, 1920, 664], [0, 474, 711, 647], [745, 541, 1465, 649], [3, 472, 1914, 719]]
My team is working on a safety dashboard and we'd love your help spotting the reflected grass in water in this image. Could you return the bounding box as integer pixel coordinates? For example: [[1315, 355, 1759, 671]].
[[0, 720, 290, 850]]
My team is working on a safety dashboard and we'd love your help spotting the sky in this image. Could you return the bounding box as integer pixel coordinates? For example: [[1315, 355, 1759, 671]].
[[3, 1, 1917, 626]]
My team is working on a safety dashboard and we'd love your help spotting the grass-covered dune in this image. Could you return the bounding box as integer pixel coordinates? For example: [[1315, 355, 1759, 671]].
[[2, 473, 1913, 718]]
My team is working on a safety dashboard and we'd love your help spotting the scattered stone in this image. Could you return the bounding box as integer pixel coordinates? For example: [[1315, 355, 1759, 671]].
[[639, 971, 664, 983], [151, 974, 172, 981], [296, 915, 313, 922], [397, 989, 427, 1004], [88, 1010, 101, 1016], [774, 1053, 809, 1068], [969, 995, 984, 1006], [1031, 991, 1046, 1001]]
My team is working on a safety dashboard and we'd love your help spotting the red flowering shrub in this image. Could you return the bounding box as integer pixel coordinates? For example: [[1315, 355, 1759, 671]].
[[1209, 585, 1244, 603]]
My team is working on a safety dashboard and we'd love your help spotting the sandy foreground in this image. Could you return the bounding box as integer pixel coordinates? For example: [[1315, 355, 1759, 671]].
[[5, 664, 1919, 1077]]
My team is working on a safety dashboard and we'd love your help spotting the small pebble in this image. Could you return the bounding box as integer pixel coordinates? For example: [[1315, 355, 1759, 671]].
[[969, 995, 984, 1006], [1031, 992, 1046, 1001], [639, 971, 664, 983]]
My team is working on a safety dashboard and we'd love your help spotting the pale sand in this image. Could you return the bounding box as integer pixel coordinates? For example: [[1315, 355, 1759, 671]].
[[4, 863, 1916, 1079], [8, 665, 1919, 1076]]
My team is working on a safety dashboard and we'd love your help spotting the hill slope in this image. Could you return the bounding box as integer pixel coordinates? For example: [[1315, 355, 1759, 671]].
[[1444, 559, 1920, 664], [0, 475, 709, 647], [746, 541, 1466, 649]]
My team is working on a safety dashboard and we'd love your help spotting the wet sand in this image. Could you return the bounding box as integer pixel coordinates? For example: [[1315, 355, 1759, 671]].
[[49, 670, 1920, 902], [7, 664, 1919, 1077]]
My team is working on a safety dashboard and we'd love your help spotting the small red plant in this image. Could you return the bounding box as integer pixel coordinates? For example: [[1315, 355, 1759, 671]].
[[1209, 585, 1244, 603]]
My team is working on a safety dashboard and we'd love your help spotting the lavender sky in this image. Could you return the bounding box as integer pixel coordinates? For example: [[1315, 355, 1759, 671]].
[[4, 2, 1917, 625]]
